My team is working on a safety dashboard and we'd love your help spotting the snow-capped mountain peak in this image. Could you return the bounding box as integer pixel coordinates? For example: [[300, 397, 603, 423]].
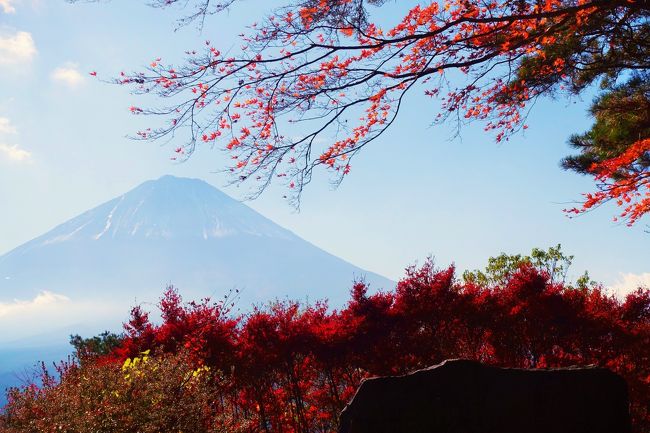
[[37, 175, 294, 244], [0, 175, 393, 306]]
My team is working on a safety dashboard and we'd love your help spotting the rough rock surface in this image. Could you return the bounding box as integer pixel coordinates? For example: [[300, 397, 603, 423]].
[[339, 359, 631, 433]]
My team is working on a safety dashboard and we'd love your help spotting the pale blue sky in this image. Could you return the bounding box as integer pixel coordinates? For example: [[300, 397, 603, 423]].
[[0, 0, 648, 291]]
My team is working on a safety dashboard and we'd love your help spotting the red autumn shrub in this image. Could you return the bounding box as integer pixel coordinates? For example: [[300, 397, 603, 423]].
[[2, 260, 649, 433], [1, 351, 251, 433]]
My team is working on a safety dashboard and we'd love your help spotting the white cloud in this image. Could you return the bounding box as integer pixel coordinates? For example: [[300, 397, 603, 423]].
[[0, 0, 16, 14], [0, 292, 125, 344], [0, 291, 70, 318], [0, 30, 36, 65], [0, 142, 31, 162], [0, 117, 16, 134], [609, 272, 650, 298], [51, 63, 85, 87], [0, 0, 45, 14], [0, 117, 30, 161]]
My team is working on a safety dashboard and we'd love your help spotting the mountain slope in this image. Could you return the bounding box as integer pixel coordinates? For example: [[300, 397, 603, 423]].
[[0, 175, 393, 307]]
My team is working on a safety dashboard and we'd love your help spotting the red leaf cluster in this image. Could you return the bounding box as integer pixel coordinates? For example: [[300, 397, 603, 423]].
[[566, 138, 650, 225]]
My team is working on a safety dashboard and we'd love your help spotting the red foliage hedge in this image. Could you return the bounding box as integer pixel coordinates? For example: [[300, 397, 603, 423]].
[[4, 261, 650, 433], [107, 262, 650, 432]]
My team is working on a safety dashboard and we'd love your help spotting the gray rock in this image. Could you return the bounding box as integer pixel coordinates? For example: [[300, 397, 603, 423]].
[[339, 359, 631, 433]]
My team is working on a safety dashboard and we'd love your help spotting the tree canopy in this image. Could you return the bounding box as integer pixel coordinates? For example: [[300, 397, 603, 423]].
[[462, 244, 594, 288], [78, 0, 649, 221], [563, 74, 650, 225]]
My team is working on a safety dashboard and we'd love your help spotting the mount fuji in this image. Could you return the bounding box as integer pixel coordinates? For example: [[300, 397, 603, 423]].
[[0, 175, 393, 308], [0, 176, 393, 401]]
